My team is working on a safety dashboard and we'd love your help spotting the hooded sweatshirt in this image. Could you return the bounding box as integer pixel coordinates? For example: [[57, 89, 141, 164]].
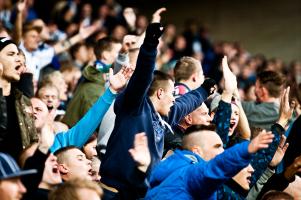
[[62, 65, 105, 127]]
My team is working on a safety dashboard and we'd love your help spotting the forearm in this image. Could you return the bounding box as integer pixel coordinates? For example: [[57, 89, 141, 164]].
[[213, 100, 232, 145], [168, 86, 208, 126], [0, 88, 7, 131], [236, 101, 251, 140], [53, 34, 82, 54], [50, 88, 116, 152], [250, 123, 284, 186], [246, 167, 275, 200], [123, 42, 158, 108], [12, 9, 23, 44]]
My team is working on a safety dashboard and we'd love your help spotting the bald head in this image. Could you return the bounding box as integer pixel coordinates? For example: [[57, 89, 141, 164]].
[[183, 129, 224, 161]]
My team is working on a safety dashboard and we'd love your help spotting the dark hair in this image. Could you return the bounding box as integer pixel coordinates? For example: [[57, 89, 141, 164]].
[[261, 190, 293, 200], [185, 124, 216, 136], [84, 133, 97, 146], [257, 70, 285, 98], [69, 43, 86, 59], [93, 37, 119, 59], [174, 57, 201, 82], [54, 146, 79, 156], [147, 70, 174, 96]]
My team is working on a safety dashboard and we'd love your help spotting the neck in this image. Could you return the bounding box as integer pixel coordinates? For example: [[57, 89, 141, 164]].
[[149, 96, 161, 114], [0, 78, 11, 96], [178, 120, 189, 130], [179, 80, 195, 90], [258, 96, 279, 103]]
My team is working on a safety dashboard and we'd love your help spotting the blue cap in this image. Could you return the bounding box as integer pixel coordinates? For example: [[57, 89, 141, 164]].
[[0, 153, 37, 180]]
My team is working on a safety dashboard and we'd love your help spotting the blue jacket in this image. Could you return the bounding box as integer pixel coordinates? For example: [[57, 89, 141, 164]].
[[50, 88, 116, 153], [100, 40, 208, 198], [145, 142, 252, 200]]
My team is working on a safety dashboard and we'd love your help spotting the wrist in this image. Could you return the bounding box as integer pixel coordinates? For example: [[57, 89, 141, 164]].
[[277, 117, 288, 128], [108, 86, 118, 94]]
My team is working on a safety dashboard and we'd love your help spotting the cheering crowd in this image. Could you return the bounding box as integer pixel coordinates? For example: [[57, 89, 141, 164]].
[[1, 0, 301, 199]]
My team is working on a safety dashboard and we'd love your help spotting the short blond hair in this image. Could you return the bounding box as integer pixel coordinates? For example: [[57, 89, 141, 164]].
[[49, 178, 103, 200]]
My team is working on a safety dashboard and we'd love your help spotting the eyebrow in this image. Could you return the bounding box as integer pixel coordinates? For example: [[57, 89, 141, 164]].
[[214, 143, 222, 148], [76, 154, 85, 159]]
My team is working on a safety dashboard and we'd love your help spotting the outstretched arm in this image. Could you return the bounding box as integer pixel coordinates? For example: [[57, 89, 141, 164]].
[[187, 130, 274, 197], [122, 10, 165, 111], [50, 67, 132, 152], [250, 87, 295, 186]]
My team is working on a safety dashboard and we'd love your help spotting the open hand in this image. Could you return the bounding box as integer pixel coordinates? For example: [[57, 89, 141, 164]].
[[109, 66, 133, 93], [129, 132, 151, 172], [152, 7, 167, 23], [222, 56, 237, 94], [248, 129, 274, 154], [278, 87, 296, 127]]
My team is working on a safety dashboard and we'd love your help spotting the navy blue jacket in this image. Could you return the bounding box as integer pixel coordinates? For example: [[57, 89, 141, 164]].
[[100, 39, 208, 199]]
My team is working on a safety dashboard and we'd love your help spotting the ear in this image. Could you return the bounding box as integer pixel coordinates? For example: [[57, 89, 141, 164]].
[[191, 146, 202, 156], [261, 86, 269, 98], [58, 164, 68, 175], [102, 51, 110, 62], [156, 88, 164, 100], [191, 73, 197, 82], [184, 114, 193, 125]]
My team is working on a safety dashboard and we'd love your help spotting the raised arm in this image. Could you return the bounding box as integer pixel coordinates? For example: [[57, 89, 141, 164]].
[[187, 131, 274, 197], [214, 56, 237, 144], [50, 67, 132, 152], [250, 87, 295, 186], [121, 14, 165, 110]]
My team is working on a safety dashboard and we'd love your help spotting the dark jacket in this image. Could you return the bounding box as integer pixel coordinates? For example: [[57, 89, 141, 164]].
[[0, 73, 38, 160], [100, 39, 208, 199], [62, 65, 105, 127]]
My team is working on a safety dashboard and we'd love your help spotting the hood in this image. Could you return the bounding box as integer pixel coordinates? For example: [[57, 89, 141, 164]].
[[82, 65, 105, 83], [149, 150, 201, 188]]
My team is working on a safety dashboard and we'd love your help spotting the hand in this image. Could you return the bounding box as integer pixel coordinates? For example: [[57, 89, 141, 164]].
[[129, 132, 151, 172], [122, 34, 144, 52], [222, 56, 237, 94], [152, 7, 166, 23], [79, 20, 102, 40], [17, 0, 27, 12], [109, 66, 133, 93], [201, 78, 217, 96], [248, 129, 274, 154], [123, 7, 136, 29], [278, 87, 296, 127], [269, 135, 289, 167], [284, 155, 301, 182], [39, 122, 55, 154]]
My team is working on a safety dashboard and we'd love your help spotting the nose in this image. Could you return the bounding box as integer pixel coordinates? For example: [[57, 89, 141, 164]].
[[247, 165, 254, 173], [18, 179, 27, 194]]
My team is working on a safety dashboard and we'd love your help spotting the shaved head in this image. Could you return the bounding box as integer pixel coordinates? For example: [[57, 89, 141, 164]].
[[182, 129, 224, 161]]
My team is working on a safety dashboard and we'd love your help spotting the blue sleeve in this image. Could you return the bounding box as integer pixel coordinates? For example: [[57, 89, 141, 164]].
[[167, 86, 208, 126], [187, 142, 251, 197], [50, 88, 116, 152], [249, 123, 284, 187], [213, 100, 232, 147], [117, 42, 158, 112]]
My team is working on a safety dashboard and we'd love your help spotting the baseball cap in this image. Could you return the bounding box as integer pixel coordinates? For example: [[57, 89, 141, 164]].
[[0, 153, 37, 180], [0, 37, 16, 52]]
